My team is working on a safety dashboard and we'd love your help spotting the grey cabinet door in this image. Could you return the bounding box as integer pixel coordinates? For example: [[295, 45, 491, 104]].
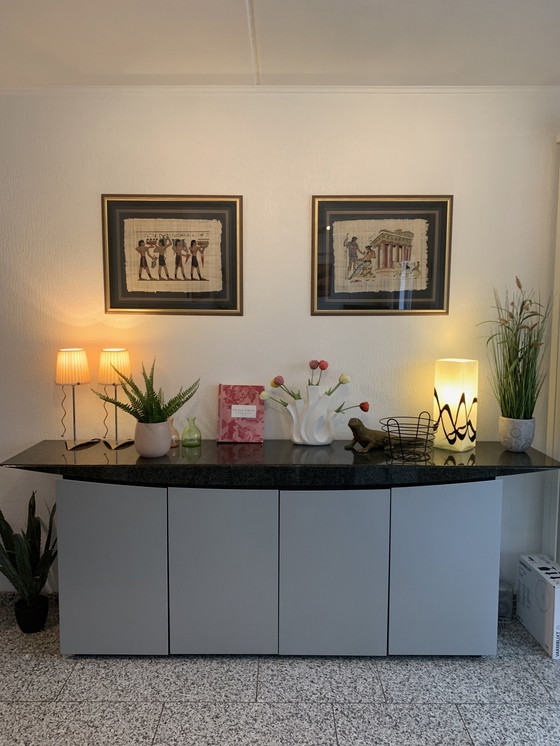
[[56, 480, 168, 655], [168, 488, 278, 654], [279, 489, 390, 656], [389, 479, 503, 655]]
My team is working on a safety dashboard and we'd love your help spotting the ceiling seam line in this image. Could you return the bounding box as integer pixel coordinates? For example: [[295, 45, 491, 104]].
[[244, 0, 261, 85]]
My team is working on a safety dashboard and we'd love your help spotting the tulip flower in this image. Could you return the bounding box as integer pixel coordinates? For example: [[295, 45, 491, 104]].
[[316, 360, 329, 385], [334, 401, 370, 414], [308, 359, 320, 384], [325, 373, 351, 396], [271, 375, 301, 399], [260, 390, 288, 407], [308, 359, 329, 385], [261, 362, 364, 417]]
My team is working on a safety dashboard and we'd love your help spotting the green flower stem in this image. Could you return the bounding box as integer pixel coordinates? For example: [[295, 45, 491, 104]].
[[279, 384, 301, 400], [325, 382, 341, 396], [334, 401, 357, 413]]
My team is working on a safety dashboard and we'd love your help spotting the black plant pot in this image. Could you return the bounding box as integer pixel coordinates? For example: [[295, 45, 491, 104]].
[[14, 595, 49, 634]]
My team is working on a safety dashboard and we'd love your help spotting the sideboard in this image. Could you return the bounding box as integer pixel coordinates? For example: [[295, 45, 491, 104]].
[[3, 440, 560, 658]]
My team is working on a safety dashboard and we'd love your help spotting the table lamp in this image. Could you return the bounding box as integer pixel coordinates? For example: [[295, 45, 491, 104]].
[[56, 348, 97, 450], [98, 348, 133, 449]]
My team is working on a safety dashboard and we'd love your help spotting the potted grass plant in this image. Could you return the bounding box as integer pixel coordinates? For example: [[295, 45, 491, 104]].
[[93, 360, 200, 457], [0, 492, 57, 633], [483, 277, 550, 452]]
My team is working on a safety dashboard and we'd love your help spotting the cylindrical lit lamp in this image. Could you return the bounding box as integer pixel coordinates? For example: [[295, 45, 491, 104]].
[[433, 358, 478, 451], [98, 348, 131, 447], [55, 348, 91, 444]]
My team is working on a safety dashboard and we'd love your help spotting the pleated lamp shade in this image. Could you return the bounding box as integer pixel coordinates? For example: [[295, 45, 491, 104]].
[[98, 348, 131, 385], [55, 348, 90, 385]]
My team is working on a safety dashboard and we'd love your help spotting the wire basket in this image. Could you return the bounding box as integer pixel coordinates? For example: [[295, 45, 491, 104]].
[[379, 411, 435, 462]]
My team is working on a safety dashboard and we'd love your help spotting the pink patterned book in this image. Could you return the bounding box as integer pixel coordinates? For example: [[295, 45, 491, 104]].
[[217, 384, 265, 443]]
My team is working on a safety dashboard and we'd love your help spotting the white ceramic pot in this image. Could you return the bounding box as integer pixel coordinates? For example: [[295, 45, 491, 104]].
[[498, 416, 535, 453], [134, 421, 172, 458]]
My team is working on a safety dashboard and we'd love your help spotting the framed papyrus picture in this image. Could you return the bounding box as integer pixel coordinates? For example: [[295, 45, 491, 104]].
[[102, 195, 242, 315], [312, 195, 452, 315]]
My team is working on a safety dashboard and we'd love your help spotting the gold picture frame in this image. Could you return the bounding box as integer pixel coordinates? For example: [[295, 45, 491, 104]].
[[312, 195, 453, 315], [102, 194, 243, 315]]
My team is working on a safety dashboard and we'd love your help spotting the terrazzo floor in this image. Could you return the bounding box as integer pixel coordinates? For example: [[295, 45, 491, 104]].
[[2, 595, 560, 745]]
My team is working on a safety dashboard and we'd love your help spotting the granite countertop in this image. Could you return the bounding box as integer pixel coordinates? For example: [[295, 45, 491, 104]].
[[2, 440, 559, 489]]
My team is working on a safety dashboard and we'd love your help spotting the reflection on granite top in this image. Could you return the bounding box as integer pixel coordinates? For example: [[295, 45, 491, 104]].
[[2, 440, 559, 489]]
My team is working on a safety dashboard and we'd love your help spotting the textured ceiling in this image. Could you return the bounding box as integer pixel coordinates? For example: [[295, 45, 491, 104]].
[[1, 0, 560, 87]]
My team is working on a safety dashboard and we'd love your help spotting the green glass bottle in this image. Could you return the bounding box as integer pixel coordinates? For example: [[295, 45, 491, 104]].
[[168, 417, 181, 448], [181, 416, 202, 447]]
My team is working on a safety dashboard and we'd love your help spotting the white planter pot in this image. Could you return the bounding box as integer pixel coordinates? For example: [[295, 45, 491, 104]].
[[498, 416, 535, 453], [134, 421, 172, 458]]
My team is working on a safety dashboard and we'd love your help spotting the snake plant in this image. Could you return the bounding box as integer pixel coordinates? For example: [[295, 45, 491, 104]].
[[0, 492, 57, 606]]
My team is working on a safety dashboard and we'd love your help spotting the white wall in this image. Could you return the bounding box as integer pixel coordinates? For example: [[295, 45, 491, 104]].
[[1, 86, 560, 590]]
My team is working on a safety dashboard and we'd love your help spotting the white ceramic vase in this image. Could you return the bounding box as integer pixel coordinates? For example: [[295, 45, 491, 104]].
[[498, 416, 535, 453], [286, 386, 335, 446], [286, 399, 306, 444], [134, 421, 172, 458]]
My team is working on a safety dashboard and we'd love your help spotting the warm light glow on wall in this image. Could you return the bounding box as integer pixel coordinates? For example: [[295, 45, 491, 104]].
[[434, 358, 478, 451], [98, 348, 131, 385]]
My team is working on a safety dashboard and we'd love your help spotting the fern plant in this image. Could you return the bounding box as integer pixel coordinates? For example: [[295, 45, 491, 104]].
[[0, 492, 57, 606], [92, 359, 200, 423], [482, 277, 550, 420]]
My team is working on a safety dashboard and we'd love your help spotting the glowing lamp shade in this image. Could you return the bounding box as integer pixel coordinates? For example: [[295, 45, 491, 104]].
[[433, 358, 478, 451], [98, 348, 131, 385], [55, 348, 90, 385]]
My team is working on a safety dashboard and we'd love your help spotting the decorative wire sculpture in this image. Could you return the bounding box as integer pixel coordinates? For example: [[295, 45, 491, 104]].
[[379, 411, 435, 462]]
